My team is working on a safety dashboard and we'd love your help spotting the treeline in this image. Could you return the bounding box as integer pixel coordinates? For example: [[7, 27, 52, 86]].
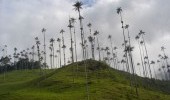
[[0, 56, 43, 74]]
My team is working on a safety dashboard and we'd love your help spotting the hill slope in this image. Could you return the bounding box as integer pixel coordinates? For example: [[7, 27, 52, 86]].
[[0, 60, 170, 100]]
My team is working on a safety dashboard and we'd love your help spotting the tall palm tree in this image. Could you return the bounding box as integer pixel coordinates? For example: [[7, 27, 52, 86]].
[[161, 46, 169, 80], [68, 18, 74, 63], [49, 46, 52, 69], [108, 35, 116, 69], [57, 38, 62, 67], [161, 46, 169, 68], [73, 2, 89, 99], [71, 17, 78, 62], [150, 61, 157, 79], [60, 29, 66, 66], [31, 45, 35, 69], [50, 38, 55, 68], [101, 47, 105, 61], [73, 1, 86, 59], [94, 30, 101, 61], [137, 63, 142, 76], [105, 47, 110, 64], [54, 55, 58, 68], [117, 7, 138, 96], [139, 30, 152, 79], [117, 7, 131, 74], [62, 44, 66, 66], [135, 35, 145, 77], [14, 47, 17, 69], [35, 37, 41, 72], [88, 36, 95, 59], [87, 23, 92, 34], [121, 59, 126, 71], [42, 28, 47, 69], [140, 41, 148, 77]]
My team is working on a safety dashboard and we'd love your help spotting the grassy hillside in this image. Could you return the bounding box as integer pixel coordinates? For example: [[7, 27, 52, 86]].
[[0, 60, 170, 100]]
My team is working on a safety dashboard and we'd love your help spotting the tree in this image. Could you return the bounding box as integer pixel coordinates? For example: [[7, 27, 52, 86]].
[[35, 37, 41, 73], [88, 36, 95, 60], [139, 30, 152, 79], [137, 63, 142, 76], [14, 47, 17, 69], [60, 29, 66, 66], [73, 1, 86, 59], [50, 38, 55, 68], [108, 35, 116, 69], [57, 38, 62, 67], [117, 7, 138, 96], [94, 30, 101, 61], [121, 59, 126, 71], [71, 17, 78, 62], [135, 35, 146, 77], [150, 61, 157, 79], [49, 46, 53, 69], [73, 2, 89, 99], [68, 18, 74, 63], [42, 28, 47, 69]]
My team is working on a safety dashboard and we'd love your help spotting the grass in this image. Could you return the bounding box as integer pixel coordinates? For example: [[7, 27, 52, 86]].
[[0, 60, 170, 100]]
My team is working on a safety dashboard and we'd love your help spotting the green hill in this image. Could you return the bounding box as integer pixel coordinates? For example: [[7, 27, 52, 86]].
[[0, 60, 170, 100]]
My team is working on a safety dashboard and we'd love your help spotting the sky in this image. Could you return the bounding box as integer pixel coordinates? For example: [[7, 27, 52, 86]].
[[0, 0, 170, 78]]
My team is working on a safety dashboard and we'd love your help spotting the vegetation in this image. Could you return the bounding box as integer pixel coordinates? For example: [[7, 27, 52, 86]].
[[0, 60, 170, 100]]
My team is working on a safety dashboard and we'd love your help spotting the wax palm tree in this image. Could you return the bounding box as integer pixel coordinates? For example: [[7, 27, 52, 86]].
[[35, 37, 41, 73], [139, 30, 152, 79], [136, 35, 145, 77], [114, 46, 119, 69], [57, 38, 62, 67], [60, 29, 66, 65], [68, 18, 74, 63], [42, 28, 47, 69], [50, 38, 55, 68], [117, 7, 138, 96], [88, 36, 95, 59], [54, 55, 57, 68], [150, 61, 157, 79], [101, 47, 105, 61], [73, 1, 86, 59], [73, 2, 89, 99], [121, 59, 126, 71], [62, 44, 66, 66], [87, 23, 92, 35], [161, 46, 169, 69], [140, 40, 148, 77], [137, 63, 142, 76], [49, 46, 52, 69], [71, 17, 78, 62], [31, 45, 35, 69], [94, 30, 101, 61], [105, 47, 110, 64], [108, 35, 116, 69], [14, 47, 17, 69]]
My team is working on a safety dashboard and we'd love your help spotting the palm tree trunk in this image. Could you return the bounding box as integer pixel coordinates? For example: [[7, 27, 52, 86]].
[[73, 24, 78, 62], [77, 8, 89, 100], [53, 46, 55, 68], [43, 31, 47, 69], [142, 35, 152, 79], [69, 20, 74, 63], [137, 40, 145, 77], [97, 37, 101, 61], [141, 44, 148, 77]]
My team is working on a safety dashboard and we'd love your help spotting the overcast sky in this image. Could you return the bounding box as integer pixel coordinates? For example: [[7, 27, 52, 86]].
[[0, 0, 170, 78]]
